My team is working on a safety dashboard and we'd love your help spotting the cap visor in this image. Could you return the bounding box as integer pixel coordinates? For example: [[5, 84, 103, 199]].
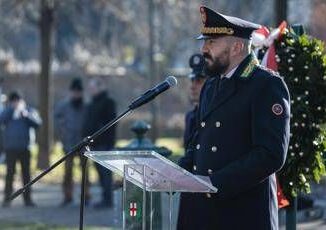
[[196, 34, 228, 40], [196, 34, 212, 40]]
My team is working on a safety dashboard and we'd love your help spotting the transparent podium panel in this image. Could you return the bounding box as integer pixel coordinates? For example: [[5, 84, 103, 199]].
[[84, 150, 217, 230], [123, 176, 144, 230], [84, 150, 217, 193], [123, 165, 167, 230]]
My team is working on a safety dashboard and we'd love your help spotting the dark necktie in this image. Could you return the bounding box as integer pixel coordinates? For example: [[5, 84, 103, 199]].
[[200, 78, 216, 119], [218, 77, 228, 91], [205, 77, 229, 114], [200, 76, 230, 119]]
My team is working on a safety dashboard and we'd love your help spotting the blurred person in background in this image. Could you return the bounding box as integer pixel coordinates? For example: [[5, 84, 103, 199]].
[[0, 91, 42, 207], [178, 53, 208, 229], [54, 78, 90, 206], [183, 53, 208, 149], [82, 77, 116, 209], [0, 89, 5, 164]]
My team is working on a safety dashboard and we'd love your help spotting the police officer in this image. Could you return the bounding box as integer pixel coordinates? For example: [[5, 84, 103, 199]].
[[183, 54, 208, 149], [178, 54, 208, 229], [178, 6, 290, 230]]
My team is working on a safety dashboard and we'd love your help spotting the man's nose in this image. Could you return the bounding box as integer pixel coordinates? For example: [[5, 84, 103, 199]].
[[190, 83, 196, 90], [201, 43, 207, 53]]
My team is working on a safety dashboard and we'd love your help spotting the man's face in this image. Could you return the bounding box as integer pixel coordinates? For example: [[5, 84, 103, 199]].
[[10, 99, 20, 108], [189, 77, 206, 105], [201, 36, 231, 76], [88, 79, 101, 97], [70, 90, 83, 99]]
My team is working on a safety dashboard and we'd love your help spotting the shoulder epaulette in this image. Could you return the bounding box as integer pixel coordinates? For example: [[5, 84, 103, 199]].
[[257, 65, 281, 77], [240, 58, 259, 78]]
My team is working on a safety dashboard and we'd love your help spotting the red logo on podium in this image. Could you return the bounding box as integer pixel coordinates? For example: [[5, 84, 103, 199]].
[[129, 202, 137, 217]]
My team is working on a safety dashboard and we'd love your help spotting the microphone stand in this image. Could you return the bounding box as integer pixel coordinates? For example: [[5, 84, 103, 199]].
[[10, 108, 133, 230], [10, 76, 177, 230]]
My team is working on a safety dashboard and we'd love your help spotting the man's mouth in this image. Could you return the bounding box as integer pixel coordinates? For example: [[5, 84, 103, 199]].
[[203, 53, 212, 62]]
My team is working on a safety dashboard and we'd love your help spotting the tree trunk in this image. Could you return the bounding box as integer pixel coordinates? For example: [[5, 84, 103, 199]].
[[148, 0, 158, 141], [37, 0, 54, 169], [275, 0, 287, 26]]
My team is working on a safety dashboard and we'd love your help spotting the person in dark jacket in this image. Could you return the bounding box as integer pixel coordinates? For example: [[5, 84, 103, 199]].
[[178, 53, 208, 229], [54, 78, 90, 206], [83, 77, 116, 208], [183, 54, 208, 149], [178, 6, 290, 230], [0, 92, 5, 164], [0, 91, 42, 207]]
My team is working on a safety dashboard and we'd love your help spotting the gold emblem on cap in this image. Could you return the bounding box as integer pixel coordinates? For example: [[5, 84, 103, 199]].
[[201, 27, 234, 35], [200, 7, 207, 24]]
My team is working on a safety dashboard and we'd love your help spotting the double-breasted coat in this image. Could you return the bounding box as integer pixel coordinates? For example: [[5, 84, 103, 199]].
[[178, 53, 290, 230]]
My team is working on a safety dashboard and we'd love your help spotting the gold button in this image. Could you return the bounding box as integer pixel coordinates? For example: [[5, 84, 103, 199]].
[[206, 193, 211, 198], [196, 144, 200, 150], [201, 122, 206, 128], [216, 121, 221, 128], [211, 146, 217, 152], [208, 169, 213, 174], [193, 165, 197, 171]]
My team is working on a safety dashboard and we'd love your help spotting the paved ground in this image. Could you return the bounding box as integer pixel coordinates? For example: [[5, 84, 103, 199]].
[[0, 180, 180, 229], [0, 180, 326, 229], [0, 182, 122, 228]]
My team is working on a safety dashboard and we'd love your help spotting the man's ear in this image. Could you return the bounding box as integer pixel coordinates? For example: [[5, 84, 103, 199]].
[[230, 39, 244, 57]]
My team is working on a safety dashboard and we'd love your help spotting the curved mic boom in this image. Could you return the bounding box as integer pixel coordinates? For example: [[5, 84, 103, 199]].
[[129, 76, 178, 110]]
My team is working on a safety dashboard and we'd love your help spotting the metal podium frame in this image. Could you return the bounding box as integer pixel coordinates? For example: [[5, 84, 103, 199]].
[[84, 150, 217, 230]]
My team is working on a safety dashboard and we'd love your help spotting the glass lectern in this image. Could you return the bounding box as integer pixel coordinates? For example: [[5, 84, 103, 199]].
[[84, 150, 217, 230]]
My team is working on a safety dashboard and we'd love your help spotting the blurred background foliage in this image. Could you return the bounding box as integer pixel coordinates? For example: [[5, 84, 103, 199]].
[[0, 0, 325, 165]]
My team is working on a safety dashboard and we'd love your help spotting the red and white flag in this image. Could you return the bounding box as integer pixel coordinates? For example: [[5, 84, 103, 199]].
[[252, 21, 290, 209]]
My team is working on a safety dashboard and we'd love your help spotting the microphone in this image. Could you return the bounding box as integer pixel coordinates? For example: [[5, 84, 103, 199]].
[[129, 76, 178, 110]]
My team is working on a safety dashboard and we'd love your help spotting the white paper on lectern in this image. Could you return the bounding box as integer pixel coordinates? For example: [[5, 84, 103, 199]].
[[84, 150, 217, 193]]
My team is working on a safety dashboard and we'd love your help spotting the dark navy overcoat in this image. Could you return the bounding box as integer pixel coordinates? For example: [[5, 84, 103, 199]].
[[178, 53, 290, 230]]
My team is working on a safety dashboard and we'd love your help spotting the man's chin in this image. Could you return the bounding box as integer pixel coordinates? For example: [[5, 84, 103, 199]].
[[203, 66, 217, 77]]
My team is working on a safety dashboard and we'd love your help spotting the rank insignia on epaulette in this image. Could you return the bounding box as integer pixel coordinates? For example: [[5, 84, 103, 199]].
[[240, 58, 259, 78]]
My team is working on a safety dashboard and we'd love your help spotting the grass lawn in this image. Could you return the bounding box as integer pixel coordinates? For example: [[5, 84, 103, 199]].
[[0, 138, 184, 229], [0, 221, 117, 230], [0, 138, 185, 184]]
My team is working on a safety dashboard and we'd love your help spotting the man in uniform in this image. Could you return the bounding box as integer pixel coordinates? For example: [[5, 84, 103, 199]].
[[178, 54, 208, 229], [183, 53, 208, 149], [178, 6, 290, 230]]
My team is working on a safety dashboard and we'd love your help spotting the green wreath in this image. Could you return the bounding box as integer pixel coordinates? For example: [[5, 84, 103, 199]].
[[271, 28, 326, 198]]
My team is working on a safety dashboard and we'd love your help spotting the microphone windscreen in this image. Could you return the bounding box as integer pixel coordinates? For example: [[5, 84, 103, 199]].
[[166, 76, 178, 87]]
